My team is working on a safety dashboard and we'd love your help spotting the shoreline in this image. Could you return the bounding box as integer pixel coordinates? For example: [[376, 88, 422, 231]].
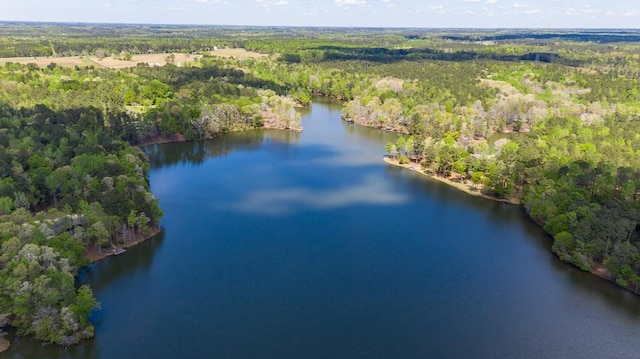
[[383, 157, 520, 205], [98, 123, 301, 261], [384, 157, 640, 296], [83, 226, 163, 264], [0, 336, 8, 353], [0, 220, 164, 353], [133, 123, 302, 147], [342, 116, 409, 134], [85, 122, 302, 262]]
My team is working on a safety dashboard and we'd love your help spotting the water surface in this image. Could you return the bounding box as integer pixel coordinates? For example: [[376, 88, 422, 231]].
[[6, 99, 640, 358]]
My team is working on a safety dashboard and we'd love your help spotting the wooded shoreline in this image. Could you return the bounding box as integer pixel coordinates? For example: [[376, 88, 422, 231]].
[[383, 157, 520, 205], [0, 336, 8, 353], [384, 156, 639, 296], [85, 119, 302, 264], [83, 226, 162, 264], [84, 120, 302, 262], [3, 24, 640, 351]]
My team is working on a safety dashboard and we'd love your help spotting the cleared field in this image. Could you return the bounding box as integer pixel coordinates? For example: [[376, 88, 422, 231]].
[[88, 53, 199, 69], [0, 49, 267, 69], [0, 56, 98, 68], [208, 48, 268, 60]]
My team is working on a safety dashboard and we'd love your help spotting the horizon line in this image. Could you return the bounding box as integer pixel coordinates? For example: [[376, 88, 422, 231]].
[[1, 20, 640, 31]]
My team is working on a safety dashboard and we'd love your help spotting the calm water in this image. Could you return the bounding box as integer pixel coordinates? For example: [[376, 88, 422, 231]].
[[6, 99, 640, 358]]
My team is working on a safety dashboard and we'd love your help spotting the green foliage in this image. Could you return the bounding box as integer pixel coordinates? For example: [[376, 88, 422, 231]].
[[3, 24, 640, 344], [265, 29, 640, 290], [0, 244, 99, 345], [385, 142, 397, 158]]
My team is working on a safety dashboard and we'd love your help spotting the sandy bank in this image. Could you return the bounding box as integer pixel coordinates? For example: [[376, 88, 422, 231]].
[[84, 227, 162, 264], [383, 157, 520, 205], [0, 336, 9, 353]]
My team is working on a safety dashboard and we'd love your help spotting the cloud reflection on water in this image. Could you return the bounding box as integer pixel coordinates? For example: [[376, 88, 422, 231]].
[[221, 174, 408, 215]]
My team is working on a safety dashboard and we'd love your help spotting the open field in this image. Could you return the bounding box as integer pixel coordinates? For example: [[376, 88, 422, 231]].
[[0, 56, 98, 68], [0, 49, 267, 69], [208, 48, 268, 60], [88, 53, 199, 68]]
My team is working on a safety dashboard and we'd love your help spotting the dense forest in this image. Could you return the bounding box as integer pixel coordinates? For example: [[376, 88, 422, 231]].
[[0, 38, 301, 346], [1, 24, 640, 347]]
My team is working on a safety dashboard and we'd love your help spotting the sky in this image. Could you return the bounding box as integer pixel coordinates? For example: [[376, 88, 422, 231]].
[[1, 0, 640, 28]]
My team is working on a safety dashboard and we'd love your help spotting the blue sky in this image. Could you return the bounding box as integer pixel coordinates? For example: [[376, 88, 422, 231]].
[[2, 0, 639, 28]]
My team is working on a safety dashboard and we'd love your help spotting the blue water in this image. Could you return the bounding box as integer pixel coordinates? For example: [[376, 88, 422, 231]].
[[6, 99, 640, 359]]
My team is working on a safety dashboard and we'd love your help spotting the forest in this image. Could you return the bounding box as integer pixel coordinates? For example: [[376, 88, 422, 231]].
[[1, 23, 640, 346]]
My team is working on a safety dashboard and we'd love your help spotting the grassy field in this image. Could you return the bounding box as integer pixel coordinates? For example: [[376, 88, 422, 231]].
[[0, 56, 98, 68], [0, 49, 266, 69], [208, 48, 268, 60], [88, 53, 199, 68]]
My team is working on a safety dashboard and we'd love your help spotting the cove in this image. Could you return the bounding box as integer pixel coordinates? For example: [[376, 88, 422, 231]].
[[5, 99, 640, 358]]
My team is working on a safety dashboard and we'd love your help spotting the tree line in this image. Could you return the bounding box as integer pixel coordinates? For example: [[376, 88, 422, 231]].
[[0, 55, 301, 346], [3, 25, 640, 346]]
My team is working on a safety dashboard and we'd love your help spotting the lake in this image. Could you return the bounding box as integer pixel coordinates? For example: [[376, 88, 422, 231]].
[[5, 99, 640, 358]]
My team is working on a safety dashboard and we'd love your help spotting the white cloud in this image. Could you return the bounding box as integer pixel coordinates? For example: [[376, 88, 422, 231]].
[[335, 0, 367, 8], [252, 0, 292, 9], [565, 7, 579, 15], [254, 0, 268, 7], [381, 0, 396, 8], [605, 10, 640, 17], [183, 0, 222, 3], [7, 0, 640, 28]]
